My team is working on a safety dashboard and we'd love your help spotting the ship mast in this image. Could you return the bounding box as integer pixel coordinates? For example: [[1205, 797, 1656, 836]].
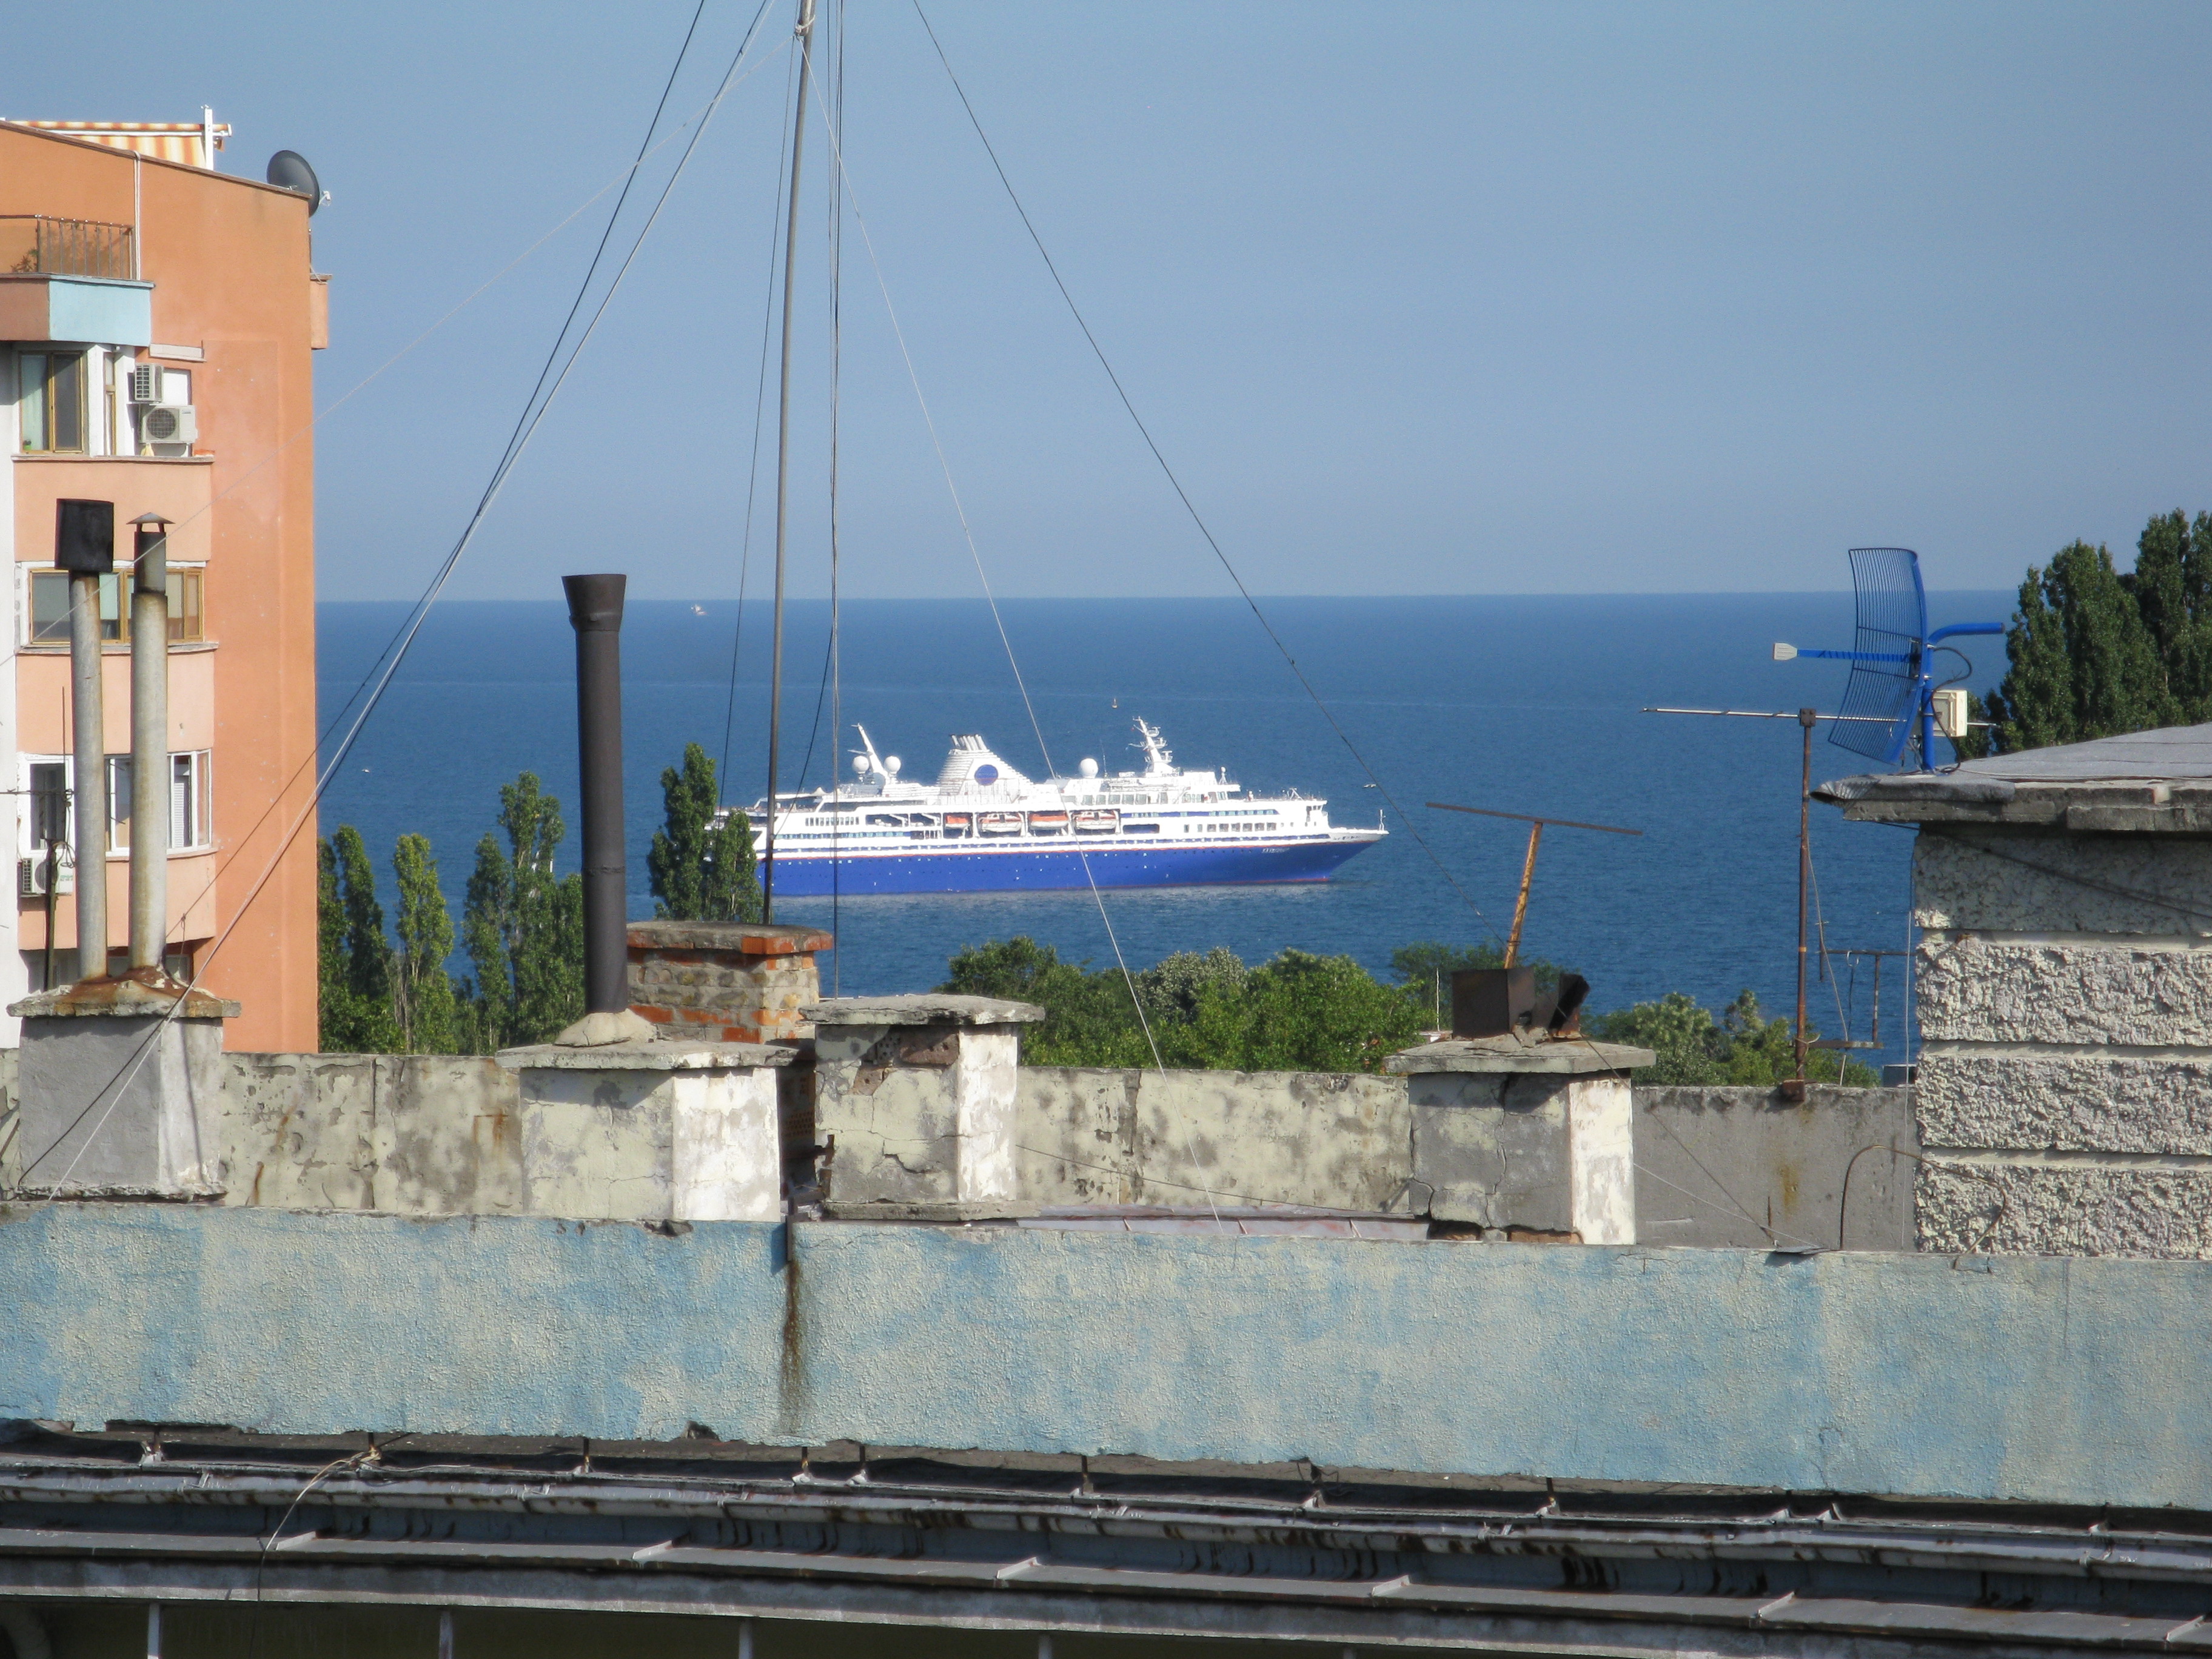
[[762, 0, 817, 924]]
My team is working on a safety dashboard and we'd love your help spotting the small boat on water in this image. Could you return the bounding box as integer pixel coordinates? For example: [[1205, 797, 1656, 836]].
[[741, 718, 1386, 897]]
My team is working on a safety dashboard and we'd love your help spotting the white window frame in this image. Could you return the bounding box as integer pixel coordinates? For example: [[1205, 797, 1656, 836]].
[[101, 749, 212, 855]]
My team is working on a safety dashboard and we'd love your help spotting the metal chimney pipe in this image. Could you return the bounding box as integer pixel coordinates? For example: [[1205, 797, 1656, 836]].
[[562, 574, 629, 1016], [55, 498, 114, 984], [128, 514, 172, 976]]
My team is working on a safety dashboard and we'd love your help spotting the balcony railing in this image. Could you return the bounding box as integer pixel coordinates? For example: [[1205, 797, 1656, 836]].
[[0, 215, 135, 281]]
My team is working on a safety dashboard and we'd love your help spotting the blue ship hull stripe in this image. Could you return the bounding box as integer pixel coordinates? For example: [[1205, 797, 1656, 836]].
[[762, 839, 1378, 896]]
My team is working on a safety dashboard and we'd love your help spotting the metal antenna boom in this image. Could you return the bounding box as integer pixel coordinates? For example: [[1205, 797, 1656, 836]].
[[1427, 803, 1641, 968]]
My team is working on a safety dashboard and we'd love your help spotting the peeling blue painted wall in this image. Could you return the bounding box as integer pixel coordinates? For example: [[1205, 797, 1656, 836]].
[[1, 1204, 2205, 1510]]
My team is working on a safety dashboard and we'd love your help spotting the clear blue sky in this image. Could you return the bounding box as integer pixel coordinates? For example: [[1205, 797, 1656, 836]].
[[15, 2, 2212, 600]]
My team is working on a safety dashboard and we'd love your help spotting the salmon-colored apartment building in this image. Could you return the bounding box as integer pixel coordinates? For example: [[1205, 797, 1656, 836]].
[[0, 117, 322, 1050]]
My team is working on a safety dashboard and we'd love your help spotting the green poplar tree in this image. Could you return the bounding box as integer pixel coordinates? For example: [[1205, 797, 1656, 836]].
[[392, 833, 460, 1053], [648, 742, 762, 922], [317, 837, 354, 1051], [317, 825, 400, 1053], [461, 773, 585, 1048]]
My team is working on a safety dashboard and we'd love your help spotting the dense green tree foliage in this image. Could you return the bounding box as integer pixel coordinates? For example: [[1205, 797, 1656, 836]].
[[943, 936, 1420, 1073], [462, 773, 585, 1050], [1584, 990, 1875, 1085], [942, 936, 1877, 1083], [318, 774, 584, 1054], [316, 826, 400, 1053], [647, 743, 762, 922], [392, 833, 461, 1054], [1961, 511, 2212, 758]]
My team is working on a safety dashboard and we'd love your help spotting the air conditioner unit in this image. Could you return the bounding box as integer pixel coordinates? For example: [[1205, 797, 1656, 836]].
[[19, 849, 74, 898], [140, 404, 197, 444], [129, 363, 159, 404]]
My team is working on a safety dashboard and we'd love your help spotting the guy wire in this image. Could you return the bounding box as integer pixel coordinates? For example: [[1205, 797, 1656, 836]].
[[805, 59, 1232, 1223], [721, 44, 802, 794], [908, 0, 1499, 942], [802, 63, 1164, 1068]]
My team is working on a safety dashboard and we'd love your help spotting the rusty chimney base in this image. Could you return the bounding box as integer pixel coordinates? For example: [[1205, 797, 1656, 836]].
[[8, 976, 240, 1198], [627, 922, 834, 1044]]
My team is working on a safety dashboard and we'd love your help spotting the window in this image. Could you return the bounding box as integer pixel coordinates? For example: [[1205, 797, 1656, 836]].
[[105, 751, 210, 853], [28, 762, 67, 849], [18, 350, 86, 453], [26, 567, 205, 645], [171, 751, 209, 848]]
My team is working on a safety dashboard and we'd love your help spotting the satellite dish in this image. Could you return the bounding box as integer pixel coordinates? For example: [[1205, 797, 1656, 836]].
[[1078, 757, 1099, 778], [266, 150, 322, 215], [883, 756, 902, 776], [851, 754, 872, 775]]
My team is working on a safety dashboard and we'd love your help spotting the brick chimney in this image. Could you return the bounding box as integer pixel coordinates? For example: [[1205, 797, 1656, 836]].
[[626, 922, 833, 1044]]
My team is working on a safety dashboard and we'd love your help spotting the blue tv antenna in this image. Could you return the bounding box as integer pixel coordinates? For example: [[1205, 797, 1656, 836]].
[[1772, 547, 2002, 769]]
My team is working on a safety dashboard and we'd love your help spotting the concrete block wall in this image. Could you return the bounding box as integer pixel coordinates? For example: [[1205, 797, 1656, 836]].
[[1914, 826, 2212, 1257], [0, 1037, 1918, 1250], [1016, 1067, 1412, 1211]]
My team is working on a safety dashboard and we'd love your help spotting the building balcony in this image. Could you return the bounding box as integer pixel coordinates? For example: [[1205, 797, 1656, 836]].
[[1, 214, 134, 280]]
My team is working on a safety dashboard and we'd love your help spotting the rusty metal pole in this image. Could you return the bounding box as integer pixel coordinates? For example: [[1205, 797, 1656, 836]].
[[563, 574, 629, 1016], [127, 514, 170, 976], [1790, 706, 1815, 1099], [1503, 820, 1544, 968]]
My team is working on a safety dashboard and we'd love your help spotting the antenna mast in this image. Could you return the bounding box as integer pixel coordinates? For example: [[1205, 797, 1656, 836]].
[[762, 0, 818, 924]]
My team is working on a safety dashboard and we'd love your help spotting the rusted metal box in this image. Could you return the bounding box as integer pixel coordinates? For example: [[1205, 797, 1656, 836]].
[[1451, 967, 1535, 1039]]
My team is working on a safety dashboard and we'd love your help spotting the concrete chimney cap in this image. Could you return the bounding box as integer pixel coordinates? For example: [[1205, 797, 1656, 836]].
[[1385, 1034, 1653, 1076], [802, 994, 1045, 1028]]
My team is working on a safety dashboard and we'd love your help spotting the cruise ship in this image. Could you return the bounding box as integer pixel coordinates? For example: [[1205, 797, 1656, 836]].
[[742, 720, 1385, 896]]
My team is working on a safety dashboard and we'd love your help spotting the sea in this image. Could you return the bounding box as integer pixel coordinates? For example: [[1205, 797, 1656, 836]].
[[317, 592, 2014, 1070]]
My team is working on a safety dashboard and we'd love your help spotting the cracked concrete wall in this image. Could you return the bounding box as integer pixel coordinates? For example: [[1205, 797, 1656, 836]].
[[1634, 1085, 1915, 1252], [1017, 1069, 1892, 1245], [215, 1053, 521, 1216], [1913, 825, 2212, 1258], [1016, 1067, 1412, 1211], [815, 1022, 1028, 1215]]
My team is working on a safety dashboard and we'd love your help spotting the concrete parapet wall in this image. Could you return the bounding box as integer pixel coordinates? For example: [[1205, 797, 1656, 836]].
[[4, 1203, 2212, 1509], [1, 1044, 1923, 1252], [1015, 1066, 1412, 1210], [1634, 1085, 1915, 1252], [215, 1053, 521, 1215]]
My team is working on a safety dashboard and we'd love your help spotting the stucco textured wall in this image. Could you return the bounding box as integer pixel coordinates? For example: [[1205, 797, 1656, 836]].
[[3, 1204, 2208, 1510], [1913, 824, 2212, 1256]]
